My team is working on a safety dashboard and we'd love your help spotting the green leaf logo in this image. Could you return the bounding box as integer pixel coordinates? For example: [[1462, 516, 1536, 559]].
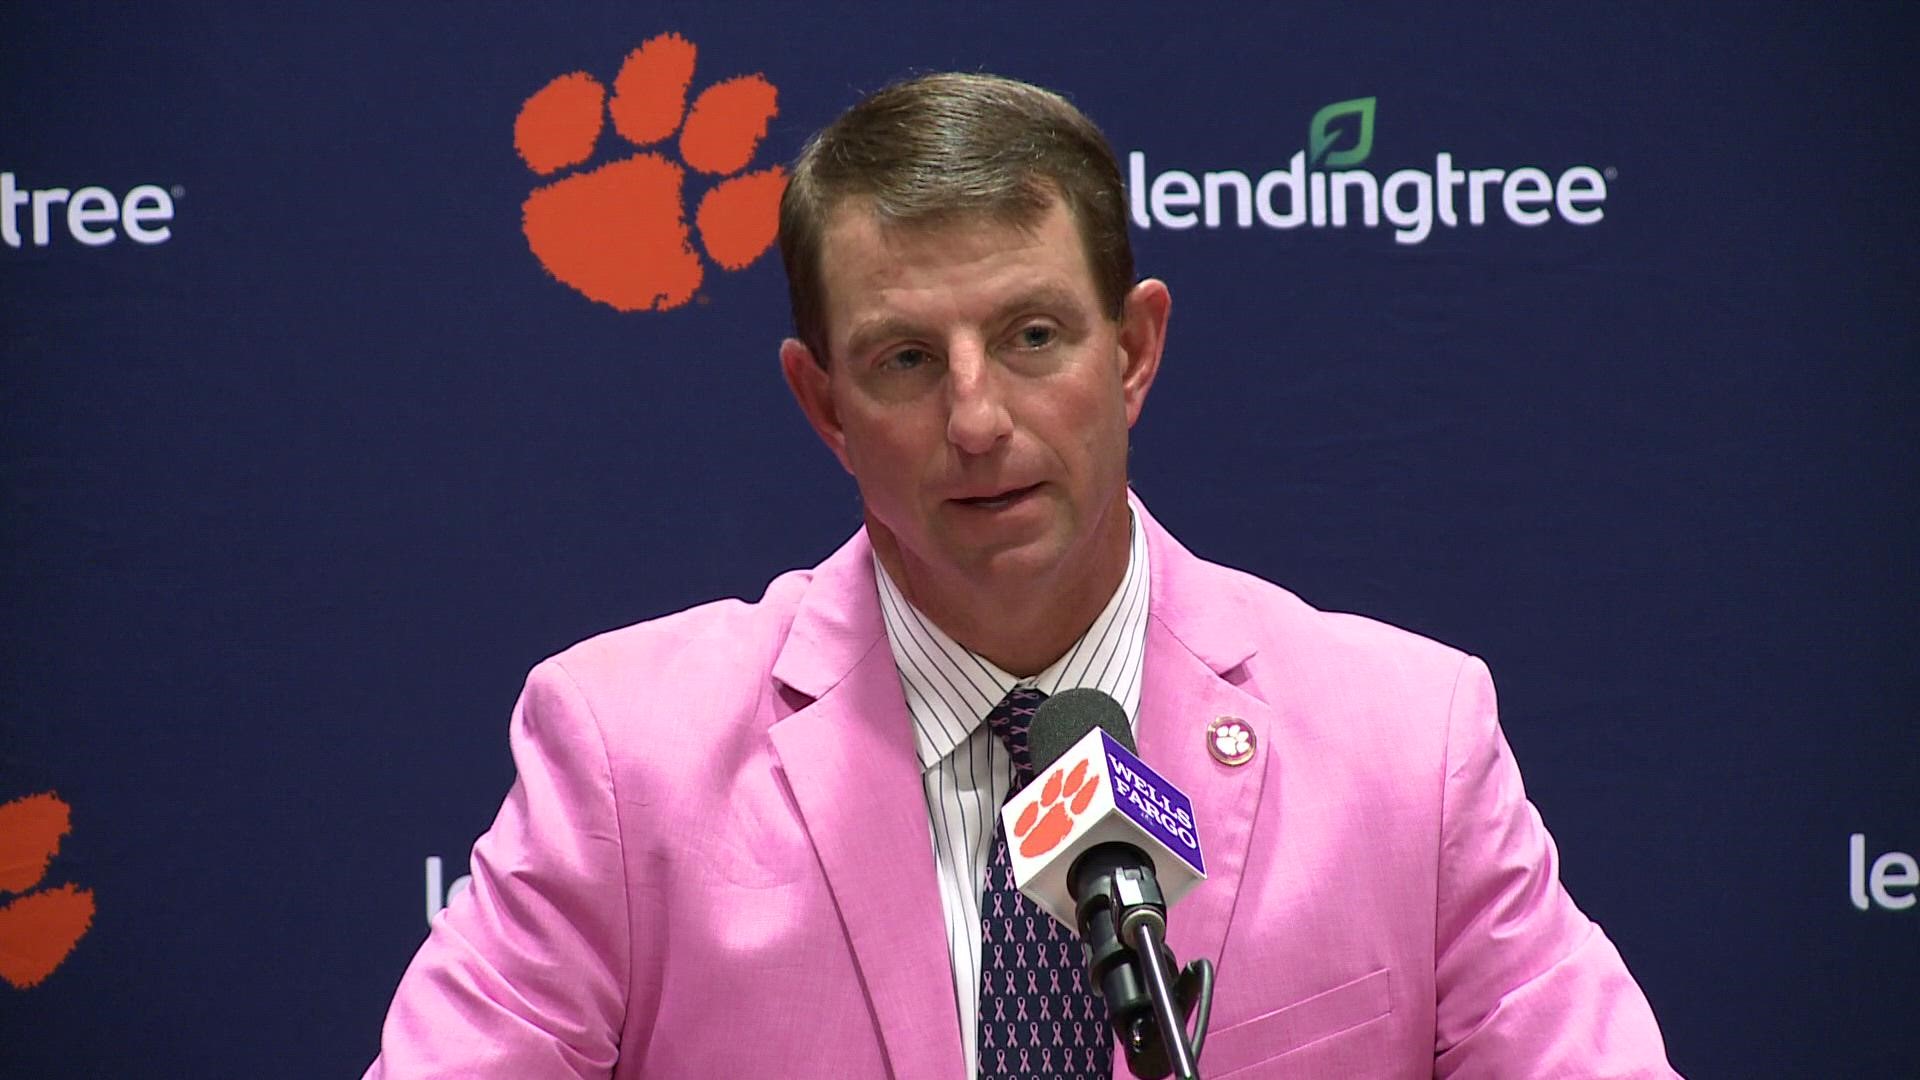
[[1308, 96, 1376, 168]]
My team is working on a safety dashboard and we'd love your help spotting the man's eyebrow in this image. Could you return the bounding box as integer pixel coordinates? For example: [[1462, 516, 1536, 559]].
[[842, 316, 926, 361], [1000, 283, 1092, 322]]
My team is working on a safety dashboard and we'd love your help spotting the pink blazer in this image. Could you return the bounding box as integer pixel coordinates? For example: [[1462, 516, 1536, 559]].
[[367, 500, 1676, 1078]]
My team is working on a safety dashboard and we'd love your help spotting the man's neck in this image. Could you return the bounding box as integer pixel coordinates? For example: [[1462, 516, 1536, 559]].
[[869, 505, 1132, 677]]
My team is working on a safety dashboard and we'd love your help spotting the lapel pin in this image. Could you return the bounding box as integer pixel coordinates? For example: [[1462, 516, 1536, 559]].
[[1207, 716, 1256, 766]]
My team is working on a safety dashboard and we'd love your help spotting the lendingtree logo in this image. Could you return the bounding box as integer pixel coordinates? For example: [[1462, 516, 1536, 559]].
[[1128, 96, 1610, 245], [1309, 97, 1376, 169], [3, 172, 177, 248]]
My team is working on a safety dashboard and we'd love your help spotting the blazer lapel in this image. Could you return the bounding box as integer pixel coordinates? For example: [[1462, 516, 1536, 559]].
[[1131, 498, 1276, 980], [1133, 621, 1275, 979], [768, 531, 965, 1080]]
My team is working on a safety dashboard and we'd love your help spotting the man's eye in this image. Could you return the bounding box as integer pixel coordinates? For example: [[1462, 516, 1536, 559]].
[[1015, 324, 1055, 349], [881, 348, 932, 371]]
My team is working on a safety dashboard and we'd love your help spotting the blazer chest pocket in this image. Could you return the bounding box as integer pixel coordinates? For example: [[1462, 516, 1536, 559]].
[[1198, 967, 1393, 1078]]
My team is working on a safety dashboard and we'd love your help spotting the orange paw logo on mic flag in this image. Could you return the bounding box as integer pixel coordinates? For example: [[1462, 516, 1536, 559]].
[[0, 792, 96, 989], [515, 33, 787, 312], [1014, 758, 1103, 859]]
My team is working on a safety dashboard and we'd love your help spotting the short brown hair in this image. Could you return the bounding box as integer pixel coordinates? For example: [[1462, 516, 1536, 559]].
[[778, 72, 1135, 364]]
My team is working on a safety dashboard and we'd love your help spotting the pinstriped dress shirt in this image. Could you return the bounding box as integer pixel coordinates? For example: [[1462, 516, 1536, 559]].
[[874, 510, 1149, 1079]]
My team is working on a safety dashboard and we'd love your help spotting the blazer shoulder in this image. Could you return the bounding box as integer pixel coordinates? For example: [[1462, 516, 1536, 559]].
[[529, 565, 815, 725], [1219, 559, 1466, 662], [1190, 558, 1476, 710]]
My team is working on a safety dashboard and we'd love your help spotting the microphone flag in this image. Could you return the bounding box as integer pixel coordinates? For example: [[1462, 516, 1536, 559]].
[[1000, 727, 1207, 928]]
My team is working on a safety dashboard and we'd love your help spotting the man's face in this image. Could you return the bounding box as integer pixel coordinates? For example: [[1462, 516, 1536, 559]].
[[782, 196, 1168, 615]]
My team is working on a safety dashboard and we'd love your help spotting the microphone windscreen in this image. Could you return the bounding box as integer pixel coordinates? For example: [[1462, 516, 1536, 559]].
[[1030, 687, 1134, 770]]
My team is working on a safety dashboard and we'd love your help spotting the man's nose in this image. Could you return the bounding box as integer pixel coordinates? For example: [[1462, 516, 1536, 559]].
[[945, 343, 1013, 455]]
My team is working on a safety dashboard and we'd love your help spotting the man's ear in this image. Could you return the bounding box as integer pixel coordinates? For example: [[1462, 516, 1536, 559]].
[[1116, 279, 1171, 427], [780, 338, 852, 472]]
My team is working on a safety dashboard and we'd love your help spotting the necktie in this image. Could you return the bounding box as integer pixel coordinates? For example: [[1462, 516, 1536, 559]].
[[976, 686, 1111, 1077]]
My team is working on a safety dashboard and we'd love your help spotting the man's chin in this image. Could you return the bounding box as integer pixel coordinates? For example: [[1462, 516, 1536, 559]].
[[964, 540, 1065, 582], [894, 532, 1071, 596]]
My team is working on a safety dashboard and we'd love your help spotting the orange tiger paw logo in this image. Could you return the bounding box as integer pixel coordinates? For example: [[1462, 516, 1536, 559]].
[[514, 32, 786, 312], [1014, 759, 1102, 859], [0, 792, 95, 989]]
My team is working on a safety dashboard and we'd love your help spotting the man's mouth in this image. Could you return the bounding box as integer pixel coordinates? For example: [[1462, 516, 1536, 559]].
[[954, 483, 1041, 510]]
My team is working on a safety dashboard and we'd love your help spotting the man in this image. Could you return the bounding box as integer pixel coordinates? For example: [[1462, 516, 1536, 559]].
[[368, 73, 1678, 1078]]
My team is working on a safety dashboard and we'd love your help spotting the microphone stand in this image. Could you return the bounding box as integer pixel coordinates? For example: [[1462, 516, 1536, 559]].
[[1072, 847, 1216, 1080], [1127, 917, 1204, 1079]]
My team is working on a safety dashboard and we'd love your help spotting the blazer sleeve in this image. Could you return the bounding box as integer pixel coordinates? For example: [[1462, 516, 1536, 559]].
[[365, 659, 631, 1079], [1431, 656, 1681, 1079]]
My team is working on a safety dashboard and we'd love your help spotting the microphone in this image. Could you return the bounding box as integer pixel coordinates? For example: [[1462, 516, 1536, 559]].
[[1001, 688, 1214, 1079]]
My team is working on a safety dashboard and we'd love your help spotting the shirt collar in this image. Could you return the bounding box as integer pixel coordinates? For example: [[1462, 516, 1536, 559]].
[[876, 509, 1151, 772]]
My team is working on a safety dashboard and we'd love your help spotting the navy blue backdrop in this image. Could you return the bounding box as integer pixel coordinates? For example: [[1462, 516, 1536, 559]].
[[3, 3, 1915, 1075]]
